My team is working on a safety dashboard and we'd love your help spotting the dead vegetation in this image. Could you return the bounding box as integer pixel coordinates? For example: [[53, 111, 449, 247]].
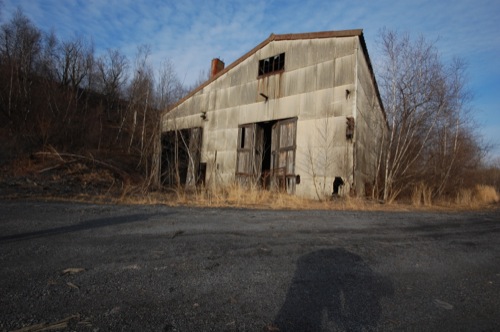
[[1, 151, 497, 212]]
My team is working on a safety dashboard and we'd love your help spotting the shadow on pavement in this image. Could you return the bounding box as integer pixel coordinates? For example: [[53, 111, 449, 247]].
[[0, 213, 157, 242], [273, 248, 393, 331]]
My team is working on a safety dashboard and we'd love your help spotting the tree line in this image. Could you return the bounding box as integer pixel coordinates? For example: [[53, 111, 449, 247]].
[[0, 9, 196, 189]]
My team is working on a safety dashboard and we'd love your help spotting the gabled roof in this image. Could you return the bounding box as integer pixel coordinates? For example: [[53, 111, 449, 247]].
[[165, 29, 383, 115]]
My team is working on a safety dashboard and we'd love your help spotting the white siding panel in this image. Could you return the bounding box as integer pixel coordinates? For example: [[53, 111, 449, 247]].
[[314, 88, 334, 117], [283, 70, 301, 96], [335, 37, 355, 58], [240, 81, 257, 104], [279, 95, 300, 119], [303, 65, 318, 94], [314, 39, 335, 64], [335, 55, 355, 87], [316, 60, 334, 90], [299, 92, 315, 119]]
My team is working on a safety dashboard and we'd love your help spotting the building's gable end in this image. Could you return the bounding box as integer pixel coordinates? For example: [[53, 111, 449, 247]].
[[161, 29, 386, 200]]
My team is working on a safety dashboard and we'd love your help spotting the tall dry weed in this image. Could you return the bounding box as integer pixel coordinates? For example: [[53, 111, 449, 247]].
[[473, 185, 499, 204], [455, 185, 499, 207], [411, 183, 433, 206], [336, 195, 367, 210], [149, 180, 397, 211]]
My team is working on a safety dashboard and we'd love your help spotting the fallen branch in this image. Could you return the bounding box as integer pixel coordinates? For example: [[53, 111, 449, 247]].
[[11, 314, 81, 332], [35, 151, 130, 184], [37, 159, 77, 174]]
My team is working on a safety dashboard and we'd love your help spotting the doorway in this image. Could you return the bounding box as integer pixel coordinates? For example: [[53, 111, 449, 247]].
[[235, 118, 297, 193], [161, 127, 203, 188]]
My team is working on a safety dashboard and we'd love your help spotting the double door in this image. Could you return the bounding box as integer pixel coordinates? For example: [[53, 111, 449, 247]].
[[236, 118, 296, 193]]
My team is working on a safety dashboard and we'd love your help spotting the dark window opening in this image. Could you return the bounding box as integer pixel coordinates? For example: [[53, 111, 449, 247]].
[[333, 177, 344, 195], [161, 128, 203, 188], [261, 122, 274, 174], [240, 127, 246, 149], [260, 121, 275, 189], [258, 53, 285, 77]]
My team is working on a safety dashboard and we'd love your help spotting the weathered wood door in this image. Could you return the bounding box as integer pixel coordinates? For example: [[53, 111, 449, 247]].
[[271, 118, 297, 193], [236, 124, 263, 185]]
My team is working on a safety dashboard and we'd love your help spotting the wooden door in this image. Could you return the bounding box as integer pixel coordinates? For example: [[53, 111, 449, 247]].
[[236, 124, 263, 185], [271, 118, 297, 193]]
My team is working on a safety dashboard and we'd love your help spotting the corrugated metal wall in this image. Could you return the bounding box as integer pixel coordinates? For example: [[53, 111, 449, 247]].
[[163, 35, 385, 199]]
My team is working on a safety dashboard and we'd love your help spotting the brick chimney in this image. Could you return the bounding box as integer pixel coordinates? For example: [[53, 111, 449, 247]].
[[211, 58, 224, 78]]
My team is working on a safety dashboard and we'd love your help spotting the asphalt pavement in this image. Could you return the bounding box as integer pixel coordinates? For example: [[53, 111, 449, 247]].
[[0, 201, 499, 331]]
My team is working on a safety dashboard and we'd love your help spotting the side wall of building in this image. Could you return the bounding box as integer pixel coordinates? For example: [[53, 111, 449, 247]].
[[353, 40, 387, 196]]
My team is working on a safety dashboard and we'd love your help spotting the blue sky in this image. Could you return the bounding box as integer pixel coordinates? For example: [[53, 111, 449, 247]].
[[2, 0, 499, 159]]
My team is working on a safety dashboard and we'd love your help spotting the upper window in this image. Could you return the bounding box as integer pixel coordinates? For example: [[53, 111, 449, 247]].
[[258, 53, 285, 77]]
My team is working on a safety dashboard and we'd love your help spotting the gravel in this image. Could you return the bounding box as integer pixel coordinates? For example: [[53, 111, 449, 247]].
[[0, 201, 499, 331]]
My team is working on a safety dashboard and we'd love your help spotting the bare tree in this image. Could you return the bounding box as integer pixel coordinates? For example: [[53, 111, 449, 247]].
[[376, 29, 482, 202], [0, 9, 41, 125], [152, 59, 185, 188], [95, 49, 128, 119], [155, 58, 184, 110], [56, 36, 94, 91]]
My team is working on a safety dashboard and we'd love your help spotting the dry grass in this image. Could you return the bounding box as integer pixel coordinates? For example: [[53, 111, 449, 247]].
[[150, 182, 499, 211], [411, 182, 433, 206], [455, 185, 499, 208], [114, 182, 399, 211], [2, 154, 498, 211], [31, 180, 498, 212]]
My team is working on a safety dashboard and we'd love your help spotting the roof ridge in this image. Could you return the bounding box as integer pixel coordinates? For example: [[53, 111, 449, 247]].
[[273, 29, 363, 41]]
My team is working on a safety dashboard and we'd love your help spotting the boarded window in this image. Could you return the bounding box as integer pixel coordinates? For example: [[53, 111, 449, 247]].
[[258, 53, 285, 77]]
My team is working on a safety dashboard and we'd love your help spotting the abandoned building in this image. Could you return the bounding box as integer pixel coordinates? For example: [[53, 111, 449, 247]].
[[161, 29, 387, 199]]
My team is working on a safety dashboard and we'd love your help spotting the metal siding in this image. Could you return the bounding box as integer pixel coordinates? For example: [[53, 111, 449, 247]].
[[303, 65, 318, 93], [283, 69, 301, 96], [241, 81, 257, 105], [315, 39, 335, 64], [299, 91, 316, 119], [316, 60, 335, 90], [335, 37, 355, 58], [335, 54, 355, 87]]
